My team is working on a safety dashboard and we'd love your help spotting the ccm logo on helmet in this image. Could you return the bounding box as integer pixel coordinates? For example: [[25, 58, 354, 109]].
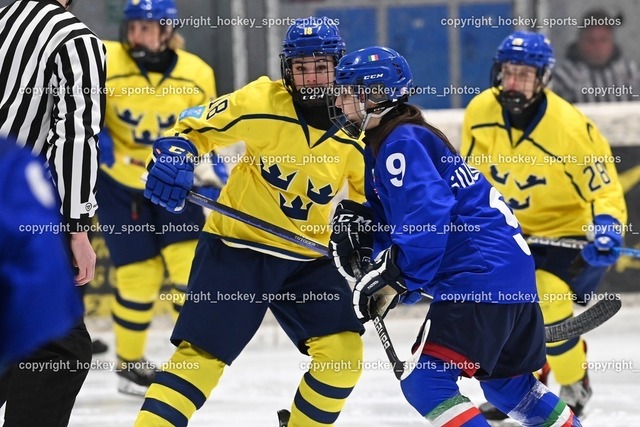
[[363, 74, 384, 80]]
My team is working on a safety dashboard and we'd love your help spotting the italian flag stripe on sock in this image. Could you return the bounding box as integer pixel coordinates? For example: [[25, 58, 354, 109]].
[[545, 400, 574, 427], [428, 394, 481, 427]]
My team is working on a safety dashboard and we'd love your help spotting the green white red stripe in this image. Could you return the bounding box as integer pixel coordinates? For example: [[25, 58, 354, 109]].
[[544, 401, 576, 426], [427, 394, 482, 426]]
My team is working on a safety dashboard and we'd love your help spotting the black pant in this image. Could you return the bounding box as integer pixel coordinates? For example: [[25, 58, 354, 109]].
[[0, 320, 92, 427]]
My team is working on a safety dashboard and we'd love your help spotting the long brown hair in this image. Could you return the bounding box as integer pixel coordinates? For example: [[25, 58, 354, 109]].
[[368, 104, 457, 156]]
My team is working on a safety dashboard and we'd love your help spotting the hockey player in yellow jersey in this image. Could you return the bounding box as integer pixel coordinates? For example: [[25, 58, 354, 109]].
[[96, 0, 221, 396], [461, 31, 627, 420], [134, 17, 365, 426]]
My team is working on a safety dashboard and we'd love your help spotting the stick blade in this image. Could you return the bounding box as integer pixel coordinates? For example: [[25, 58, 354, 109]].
[[277, 409, 290, 427], [545, 296, 622, 343]]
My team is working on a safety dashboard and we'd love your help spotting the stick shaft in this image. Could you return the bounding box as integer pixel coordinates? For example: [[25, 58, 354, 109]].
[[186, 191, 328, 256], [526, 236, 640, 258]]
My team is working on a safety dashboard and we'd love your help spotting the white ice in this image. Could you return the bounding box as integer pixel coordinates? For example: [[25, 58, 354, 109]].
[[5, 296, 639, 426]]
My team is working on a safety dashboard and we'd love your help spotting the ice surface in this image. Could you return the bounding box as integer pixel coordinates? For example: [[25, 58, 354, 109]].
[[3, 296, 639, 426]]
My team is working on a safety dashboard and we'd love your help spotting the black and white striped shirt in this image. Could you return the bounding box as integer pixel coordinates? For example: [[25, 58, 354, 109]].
[[0, 0, 106, 231], [552, 44, 640, 104]]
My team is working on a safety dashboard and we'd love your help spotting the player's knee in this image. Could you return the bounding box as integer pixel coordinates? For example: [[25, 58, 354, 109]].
[[480, 374, 537, 412], [165, 341, 227, 398], [535, 270, 574, 324], [306, 331, 363, 386], [400, 355, 462, 415], [115, 256, 164, 302]]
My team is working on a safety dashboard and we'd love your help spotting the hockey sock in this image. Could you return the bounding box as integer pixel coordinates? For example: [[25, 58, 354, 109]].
[[536, 269, 588, 385], [161, 240, 198, 318], [401, 354, 487, 426], [480, 374, 582, 427], [112, 256, 164, 361], [547, 336, 587, 385], [134, 341, 225, 427], [169, 283, 188, 317], [289, 332, 363, 427]]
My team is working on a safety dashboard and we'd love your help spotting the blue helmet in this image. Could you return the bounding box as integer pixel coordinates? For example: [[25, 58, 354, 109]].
[[282, 17, 345, 60], [281, 17, 345, 106], [121, 0, 178, 66], [334, 46, 413, 103], [123, 0, 178, 22], [493, 31, 555, 85], [328, 46, 413, 138], [492, 31, 555, 114]]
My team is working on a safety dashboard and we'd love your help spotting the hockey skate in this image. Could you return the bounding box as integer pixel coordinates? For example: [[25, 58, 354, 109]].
[[479, 401, 509, 422], [116, 357, 156, 397], [559, 372, 592, 417], [91, 338, 109, 355]]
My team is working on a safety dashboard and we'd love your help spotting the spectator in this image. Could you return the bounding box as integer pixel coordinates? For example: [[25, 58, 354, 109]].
[[553, 8, 640, 103]]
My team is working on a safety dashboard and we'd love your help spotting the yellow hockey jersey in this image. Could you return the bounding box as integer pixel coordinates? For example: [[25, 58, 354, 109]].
[[169, 77, 366, 259], [461, 88, 626, 238], [101, 41, 216, 189]]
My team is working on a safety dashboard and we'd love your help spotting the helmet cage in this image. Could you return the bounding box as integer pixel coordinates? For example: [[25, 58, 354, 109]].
[[281, 53, 341, 107], [327, 84, 404, 139], [281, 17, 345, 107], [491, 32, 555, 114]]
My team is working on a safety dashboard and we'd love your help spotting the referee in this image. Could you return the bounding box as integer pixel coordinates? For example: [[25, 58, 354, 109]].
[[0, 1, 106, 425]]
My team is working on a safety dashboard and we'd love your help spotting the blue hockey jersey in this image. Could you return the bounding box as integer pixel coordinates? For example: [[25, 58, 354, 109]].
[[0, 138, 83, 373], [365, 124, 537, 304]]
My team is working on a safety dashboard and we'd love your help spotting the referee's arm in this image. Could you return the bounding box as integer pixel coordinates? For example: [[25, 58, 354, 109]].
[[48, 33, 107, 232]]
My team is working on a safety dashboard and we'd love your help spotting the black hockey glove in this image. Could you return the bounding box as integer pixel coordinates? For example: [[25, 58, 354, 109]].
[[353, 246, 407, 323], [330, 200, 374, 283]]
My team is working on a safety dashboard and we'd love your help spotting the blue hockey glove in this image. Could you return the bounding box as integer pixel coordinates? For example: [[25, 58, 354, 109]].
[[330, 200, 374, 283], [98, 129, 115, 167], [353, 246, 407, 323], [144, 137, 197, 213], [580, 214, 623, 267], [193, 151, 229, 201]]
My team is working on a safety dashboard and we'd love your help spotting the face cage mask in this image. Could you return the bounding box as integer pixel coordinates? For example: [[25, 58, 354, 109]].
[[497, 90, 534, 115], [327, 85, 397, 139], [493, 64, 548, 115], [281, 54, 338, 107]]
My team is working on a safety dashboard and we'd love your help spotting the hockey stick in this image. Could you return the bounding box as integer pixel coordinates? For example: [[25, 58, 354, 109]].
[[186, 191, 329, 255], [526, 235, 640, 258], [139, 170, 327, 254], [545, 295, 622, 342], [184, 191, 621, 346], [350, 257, 429, 380], [350, 257, 403, 379]]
